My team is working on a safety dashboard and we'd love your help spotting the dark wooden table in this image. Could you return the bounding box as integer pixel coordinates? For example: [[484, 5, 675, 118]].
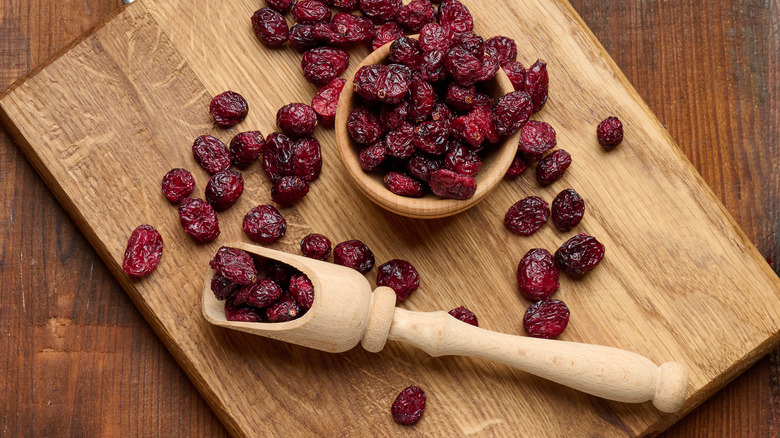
[[1, 1, 776, 436]]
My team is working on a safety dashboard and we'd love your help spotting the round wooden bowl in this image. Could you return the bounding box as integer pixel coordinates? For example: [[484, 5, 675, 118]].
[[335, 39, 522, 219]]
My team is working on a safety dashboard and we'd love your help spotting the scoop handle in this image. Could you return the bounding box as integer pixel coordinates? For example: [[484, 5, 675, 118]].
[[386, 307, 688, 412]]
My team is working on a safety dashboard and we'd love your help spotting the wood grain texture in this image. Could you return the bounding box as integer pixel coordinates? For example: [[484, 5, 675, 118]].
[[0, 1, 776, 438]]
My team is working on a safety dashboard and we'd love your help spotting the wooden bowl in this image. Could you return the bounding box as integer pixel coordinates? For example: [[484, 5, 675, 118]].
[[335, 38, 522, 219]]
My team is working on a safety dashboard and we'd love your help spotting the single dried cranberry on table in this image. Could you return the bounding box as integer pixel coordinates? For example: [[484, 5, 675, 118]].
[[360, 0, 402, 23], [292, 0, 331, 24], [391, 385, 426, 425], [211, 274, 239, 300], [225, 297, 264, 322], [523, 299, 570, 339], [334, 240, 375, 274], [243, 204, 287, 244], [210, 246, 257, 285], [429, 169, 477, 200], [348, 106, 383, 145], [276, 103, 318, 137], [384, 172, 424, 198], [122, 224, 163, 277], [359, 142, 387, 171], [289, 274, 315, 310], [229, 131, 264, 168], [418, 22, 452, 52], [205, 169, 244, 212], [536, 149, 572, 186], [438, 0, 474, 34], [406, 153, 443, 182], [413, 121, 449, 155], [493, 90, 532, 136], [448, 306, 478, 326], [444, 143, 482, 176], [292, 137, 323, 182], [516, 248, 559, 301], [551, 188, 585, 231], [300, 233, 332, 260], [504, 151, 529, 179], [484, 36, 517, 65], [235, 278, 284, 308], [314, 13, 375, 45], [597, 116, 623, 149], [396, 0, 436, 32], [271, 176, 310, 205], [161, 168, 195, 204], [504, 196, 550, 236], [311, 78, 346, 127], [445, 83, 477, 112], [301, 47, 350, 86], [266, 0, 295, 13], [379, 100, 410, 131], [178, 198, 220, 242], [265, 293, 301, 322], [210, 91, 248, 127], [525, 60, 549, 113], [252, 8, 289, 48], [372, 22, 405, 51], [502, 61, 526, 91], [518, 120, 557, 162], [555, 233, 605, 275], [192, 135, 231, 175], [289, 24, 323, 51]]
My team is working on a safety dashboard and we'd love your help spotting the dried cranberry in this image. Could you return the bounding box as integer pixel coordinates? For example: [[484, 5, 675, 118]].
[[384, 172, 424, 197], [504, 196, 549, 236], [396, 0, 436, 32], [502, 61, 526, 91], [311, 78, 346, 127], [252, 8, 289, 48], [354, 64, 411, 104], [360, 0, 401, 23], [445, 83, 477, 112], [193, 135, 231, 175], [452, 106, 497, 148], [379, 100, 410, 131], [326, 0, 359, 10], [122, 225, 163, 277], [536, 149, 571, 186], [451, 32, 484, 58], [406, 153, 443, 182], [276, 103, 318, 137], [334, 240, 375, 274], [235, 278, 283, 308], [271, 176, 310, 205], [523, 299, 570, 339], [389, 37, 423, 69], [301, 47, 350, 86], [264, 260, 292, 288], [407, 76, 436, 122], [504, 151, 529, 179], [413, 121, 449, 155], [314, 13, 375, 45], [555, 233, 605, 275], [161, 168, 195, 204], [418, 23, 451, 52], [437, 0, 473, 34], [209, 247, 257, 285], [448, 306, 478, 326], [429, 169, 477, 200], [294, 137, 322, 182], [377, 259, 420, 301], [360, 142, 387, 171], [261, 132, 295, 182], [391, 385, 426, 425], [292, 0, 331, 24], [419, 49, 448, 82], [205, 169, 244, 211], [289, 24, 323, 51], [300, 233, 332, 260], [525, 60, 549, 113], [447, 48, 483, 87], [445, 143, 482, 176], [348, 106, 383, 145], [597, 116, 623, 149], [178, 198, 220, 242], [516, 248, 559, 301], [229, 131, 264, 168], [265, 293, 301, 322], [211, 274, 239, 300], [493, 90, 532, 136], [384, 122, 416, 159], [484, 36, 517, 65], [476, 53, 500, 83], [243, 204, 287, 244], [518, 120, 556, 162], [267, 0, 295, 13], [289, 274, 315, 310], [372, 22, 405, 51], [551, 188, 585, 231], [430, 102, 454, 125], [225, 297, 264, 322]]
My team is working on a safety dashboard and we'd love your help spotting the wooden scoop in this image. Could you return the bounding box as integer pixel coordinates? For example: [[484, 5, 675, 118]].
[[202, 243, 688, 413]]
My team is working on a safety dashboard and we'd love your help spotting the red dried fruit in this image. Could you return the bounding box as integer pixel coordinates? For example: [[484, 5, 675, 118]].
[[235, 278, 284, 308], [516, 248, 559, 301], [504, 151, 529, 179], [536, 149, 571, 186], [406, 153, 443, 182], [429, 169, 477, 199], [210, 247, 257, 285], [354, 64, 412, 104], [225, 297, 264, 322], [122, 225, 163, 277], [419, 49, 449, 82], [277, 103, 318, 137], [211, 274, 239, 300], [597, 116, 623, 149], [252, 8, 289, 48], [267, 0, 295, 13], [452, 106, 497, 148], [292, 0, 331, 24], [301, 47, 350, 86], [193, 135, 231, 175], [396, 0, 436, 32], [161, 168, 195, 204], [348, 106, 383, 145], [389, 37, 424, 69], [504, 196, 550, 236], [384, 122, 416, 159], [261, 132, 295, 182], [379, 100, 410, 131], [289, 274, 315, 310], [334, 240, 375, 274], [391, 385, 426, 425], [445, 143, 482, 176], [178, 198, 220, 242], [476, 53, 500, 83], [264, 260, 293, 288], [413, 121, 449, 155], [377, 259, 420, 301], [525, 60, 549, 113], [448, 306, 478, 326], [431, 102, 455, 125], [444, 83, 476, 112], [523, 299, 570, 339], [451, 32, 484, 58], [446, 47, 482, 87], [289, 24, 323, 51], [229, 131, 264, 168], [360, 0, 402, 23], [293, 137, 322, 182], [555, 233, 605, 275], [314, 13, 375, 45], [551, 188, 585, 231], [205, 169, 244, 211], [271, 176, 310, 205], [300, 233, 332, 260], [311, 78, 346, 127], [493, 90, 532, 136], [372, 22, 405, 51], [326, 0, 359, 10], [418, 23, 452, 52], [384, 172, 424, 197], [360, 142, 387, 171], [265, 293, 301, 322], [518, 120, 556, 162], [408, 78, 436, 123], [502, 61, 526, 91], [484, 36, 517, 65], [438, 0, 473, 34], [243, 204, 287, 244]]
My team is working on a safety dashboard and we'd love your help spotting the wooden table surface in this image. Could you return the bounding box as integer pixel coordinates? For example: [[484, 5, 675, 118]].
[[0, 0, 776, 436]]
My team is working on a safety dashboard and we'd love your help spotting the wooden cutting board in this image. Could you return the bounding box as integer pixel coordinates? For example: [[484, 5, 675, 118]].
[[1, 0, 778, 436]]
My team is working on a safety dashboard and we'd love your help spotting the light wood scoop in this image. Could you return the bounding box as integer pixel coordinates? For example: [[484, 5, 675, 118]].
[[202, 243, 688, 413]]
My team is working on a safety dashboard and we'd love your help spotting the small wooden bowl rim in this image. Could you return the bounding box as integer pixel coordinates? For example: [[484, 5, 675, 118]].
[[335, 37, 521, 219]]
